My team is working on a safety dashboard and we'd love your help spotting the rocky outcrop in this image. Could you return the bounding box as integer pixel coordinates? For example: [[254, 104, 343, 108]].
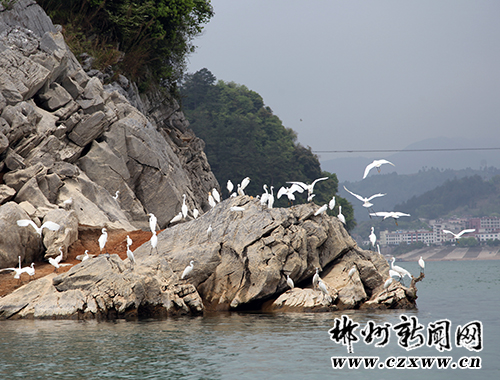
[[0, 199, 418, 319], [0, 1, 219, 267]]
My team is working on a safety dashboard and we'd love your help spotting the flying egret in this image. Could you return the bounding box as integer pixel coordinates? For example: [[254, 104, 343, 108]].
[[390, 257, 411, 282], [49, 247, 72, 272], [442, 228, 476, 239], [181, 260, 194, 280], [369, 211, 410, 225], [150, 231, 158, 255], [227, 180, 234, 194], [208, 192, 217, 208], [317, 279, 332, 303], [17, 219, 60, 236], [181, 194, 189, 219], [113, 190, 120, 200], [418, 256, 425, 273], [207, 224, 213, 240], [212, 188, 221, 204], [312, 268, 320, 289], [286, 274, 294, 290], [170, 212, 183, 224], [314, 204, 328, 216], [192, 208, 199, 219], [328, 196, 336, 210], [148, 213, 157, 233], [343, 186, 386, 211], [369, 227, 377, 247], [267, 186, 274, 209], [98, 228, 108, 255], [277, 184, 303, 203], [337, 205, 346, 224], [260, 185, 270, 206], [240, 177, 250, 191], [363, 159, 395, 179], [287, 177, 328, 201]]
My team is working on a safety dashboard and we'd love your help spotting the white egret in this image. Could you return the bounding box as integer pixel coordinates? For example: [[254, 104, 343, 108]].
[[113, 190, 120, 200], [390, 257, 411, 281], [317, 279, 332, 303], [312, 268, 320, 289], [0, 256, 24, 282], [150, 231, 158, 255], [230, 206, 245, 216], [181, 194, 189, 219], [418, 256, 425, 273], [267, 186, 274, 209], [170, 212, 183, 224], [127, 246, 135, 268], [227, 180, 234, 194], [212, 188, 221, 203], [383, 277, 394, 291], [63, 197, 73, 209], [22, 263, 35, 280], [377, 244, 382, 256], [314, 204, 328, 216], [369, 211, 410, 225], [76, 250, 94, 261], [98, 228, 108, 255], [49, 247, 72, 271], [389, 269, 401, 281], [363, 159, 395, 179], [287, 177, 328, 201], [277, 184, 303, 203], [181, 260, 194, 280], [207, 224, 213, 240], [286, 274, 294, 290], [328, 196, 336, 210], [237, 184, 245, 197], [192, 208, 199, 219], [343, 186, 386, 209], [260, 184, 270, 206], [347, 265, 357, 282], [208, 192, 217, 208], [442, 228, 476, 239], [126, 235, 133, 248], [369, 227, 377, 247], [17, 219, 60, 236], [240, 177, 250, 191], [337, 205, 346, 224], [148, 213, 157, 233]]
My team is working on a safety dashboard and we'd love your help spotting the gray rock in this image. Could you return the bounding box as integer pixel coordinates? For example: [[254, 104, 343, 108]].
[[68, 111, 106, 146], [37, 82, 72, 111], [0, 0, 56, 38], [0, 184, 16, 204], [4, 148, 26, 171], [42, 209, 79, 260], [0, 131, 9, 154], [14, 176, 56, 211], [3, 163, 47, 192]]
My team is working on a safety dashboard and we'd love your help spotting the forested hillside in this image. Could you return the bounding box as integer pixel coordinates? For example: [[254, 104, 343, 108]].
[[180, 69, 355, 229]]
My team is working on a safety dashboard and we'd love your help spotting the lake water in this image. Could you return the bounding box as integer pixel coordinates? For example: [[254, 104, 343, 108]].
[[0, 260, 498, 379]]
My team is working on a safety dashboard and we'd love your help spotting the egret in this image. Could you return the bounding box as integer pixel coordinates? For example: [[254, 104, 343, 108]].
[[314, 204, 328, 216], [181, 260, 194, 280], [148, 213, 157, 233], [377, 244, 382, 256], [389, 269, 401, 281], [442, 228, 476, 239], [63, 197, 73, 209], [212, 188, 221, 203], [418, 256, 425, 273], [208, 192, 217, 208], [363, 159, 395, 179], [287, 177, 328, 201], [181, 194, 189, 219], [22, 262, 35, 280], [383, 277, 394, 292], [127, 246, 135, 268], [267, 186, 274, 209], [337, 205, 346, 224], [0, 256, 24, 283], [192, 208, 199, 219], [343, 186, 386, 211], [98, 228, 108, 255], [49, 247, 72, 272], [369, 211, 410, 225], [390, 257, 411, 281], [286, 274, 294, 290], [237, 184, 245, 197], [227, 180, 234, 194], [369, 227, 377, 247], [312, 268, 320, 289], [317, 279, 332, 303], [260, 184, 270, 206], [240, 177, 250, 191], [328, 196, 336, 210], [207, 224, 213, 240], [126, 235, 133, 248], [348, 265, 357, 281], [277, 184, 303, 203], [76, 250, 94, 261], [17, 219, 60, 236], [230, 206, 245, 217], [113, 190, 120, 200], [150, 231, 158, 255], [170, 212, 183, 224]]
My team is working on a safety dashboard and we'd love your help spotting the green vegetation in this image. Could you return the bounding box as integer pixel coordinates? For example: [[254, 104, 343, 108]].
[[180, 69, 355, 230], [38, 0, 213, 89]]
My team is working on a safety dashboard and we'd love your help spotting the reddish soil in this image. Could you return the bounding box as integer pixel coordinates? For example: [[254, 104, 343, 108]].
[[0, 227, 155, 297]]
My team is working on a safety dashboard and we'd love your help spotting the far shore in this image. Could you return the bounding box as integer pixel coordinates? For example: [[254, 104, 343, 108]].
[[381, 246, 500, 262]]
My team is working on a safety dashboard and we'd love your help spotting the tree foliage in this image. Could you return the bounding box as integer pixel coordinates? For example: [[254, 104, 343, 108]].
[[38, 0, 213, 88], [180, 69, 355, 230]]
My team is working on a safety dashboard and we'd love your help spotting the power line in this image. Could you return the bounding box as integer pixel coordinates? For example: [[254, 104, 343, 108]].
[[313, 147, 500, 154]]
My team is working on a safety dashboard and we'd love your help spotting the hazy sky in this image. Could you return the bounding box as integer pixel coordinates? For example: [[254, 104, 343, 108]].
[[187, 0, 500, 162]]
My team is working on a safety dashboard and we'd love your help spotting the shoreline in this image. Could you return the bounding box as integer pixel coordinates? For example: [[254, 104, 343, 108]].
[[385, 246, 500, 262]]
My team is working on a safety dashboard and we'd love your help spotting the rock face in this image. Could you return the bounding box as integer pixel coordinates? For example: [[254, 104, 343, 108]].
[[0, 199, 418, 319], [0, 1, 219, 267]]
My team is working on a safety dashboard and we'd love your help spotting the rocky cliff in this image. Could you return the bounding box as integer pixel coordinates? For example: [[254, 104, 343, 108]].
[[0, 0, 219, 267]]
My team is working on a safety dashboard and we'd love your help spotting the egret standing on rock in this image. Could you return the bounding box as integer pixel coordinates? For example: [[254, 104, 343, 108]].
[[148, 213, 157, 234], [150, 231, 158, 255], [363, 159, 395, 179], [49, 247, 72, 272], [347, 265, 357, 282], [212, 188, 221, 203], [181, 260, 194, 280], [317, 279, 332, 303], [314, 204, 328, 216], [337, 205, 346, 224], [267, 186, 274, 209], [390, 257, 411, 283], [328, 196, 336, 210], [98, 228, 108, 255], [181, 194, 189, 219], [113, 190, 120, 200], [369, 227, 377, 247], [260, 184, 270, 207], [227, 180, 234, 194], [170, 212, 183, 224], [207, 224, 213, 240], [208, 191, 217, 208], [312, 268, 320, 289], [286, 274, 294, 290]]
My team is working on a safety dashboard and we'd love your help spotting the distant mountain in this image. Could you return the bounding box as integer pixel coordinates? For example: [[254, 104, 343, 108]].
[[320, 136, 500, 183]]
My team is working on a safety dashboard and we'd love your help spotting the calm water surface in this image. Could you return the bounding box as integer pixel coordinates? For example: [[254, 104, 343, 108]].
[[0, 260, 498, 379]]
